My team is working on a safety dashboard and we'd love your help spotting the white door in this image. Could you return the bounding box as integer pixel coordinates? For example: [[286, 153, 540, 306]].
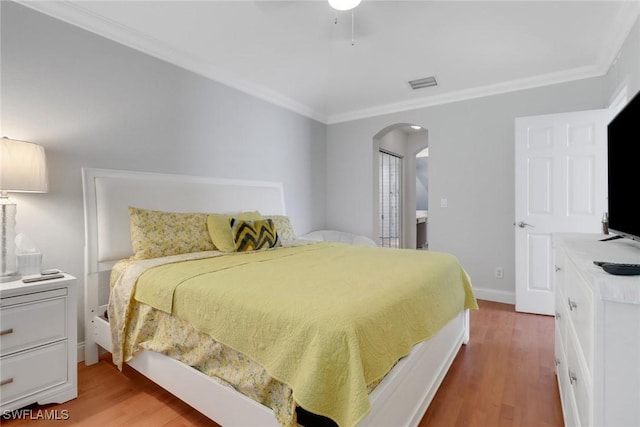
[[515, 109, 609, 315]]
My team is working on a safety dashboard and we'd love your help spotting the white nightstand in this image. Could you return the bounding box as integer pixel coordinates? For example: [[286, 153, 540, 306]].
[[0, 274, 78, 412]]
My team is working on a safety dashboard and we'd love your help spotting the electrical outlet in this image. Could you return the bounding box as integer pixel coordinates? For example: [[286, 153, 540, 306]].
[[495, 267, 504, 279]]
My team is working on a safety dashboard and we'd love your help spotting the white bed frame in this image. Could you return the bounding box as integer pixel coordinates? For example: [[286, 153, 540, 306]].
[[82, 167, 470, 426]]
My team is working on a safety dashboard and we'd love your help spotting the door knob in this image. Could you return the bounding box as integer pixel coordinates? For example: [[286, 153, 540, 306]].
[[516, 221, 534, 228]]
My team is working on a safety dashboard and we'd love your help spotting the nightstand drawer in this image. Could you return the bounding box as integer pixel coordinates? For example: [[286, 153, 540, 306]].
[[0, 294, 67, 356], [0, 341, 67, 406]]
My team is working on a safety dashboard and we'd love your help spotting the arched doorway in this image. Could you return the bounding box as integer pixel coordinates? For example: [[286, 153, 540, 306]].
[[372, 123, 428, 249]]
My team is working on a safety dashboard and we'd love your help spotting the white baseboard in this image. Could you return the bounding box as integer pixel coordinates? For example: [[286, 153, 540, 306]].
[[77, 341, 110, 364], [77, 342, 85, 363], [471, 286, 515, 305]]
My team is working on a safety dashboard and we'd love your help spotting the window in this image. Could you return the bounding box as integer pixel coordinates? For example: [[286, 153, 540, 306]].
[[379, 151, 402, 248]]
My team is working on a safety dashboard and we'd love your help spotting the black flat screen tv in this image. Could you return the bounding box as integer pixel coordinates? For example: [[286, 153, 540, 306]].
[[607, 90, 640, 242]]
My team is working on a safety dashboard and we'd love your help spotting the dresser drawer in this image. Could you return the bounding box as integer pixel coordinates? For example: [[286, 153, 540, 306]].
[[554, 324, 570, 418], [562, 380, 580, 427], [554, 281, 567, 344], [0, 341, 67, 406], [565, 261, 593, 374], [553, 245, 566, 294], [0, 293, 67, 356], [566, 329, 592, 427]]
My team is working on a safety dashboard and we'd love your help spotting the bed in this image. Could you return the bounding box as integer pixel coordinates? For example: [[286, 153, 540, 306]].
[[82, 167, 477, 427]]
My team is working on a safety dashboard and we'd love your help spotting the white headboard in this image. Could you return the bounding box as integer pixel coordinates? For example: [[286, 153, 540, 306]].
[[82, 168, 286, 273]]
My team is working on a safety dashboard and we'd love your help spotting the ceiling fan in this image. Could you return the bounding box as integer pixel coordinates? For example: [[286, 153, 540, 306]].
[[328, 0, 362, 11], [252, 0, 369, 45], [328, 0, 364, 45]]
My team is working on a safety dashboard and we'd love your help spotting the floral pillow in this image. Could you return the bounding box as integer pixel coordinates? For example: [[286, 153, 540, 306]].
[[128, 207, 213, 259], [263, 215, 296, 242]]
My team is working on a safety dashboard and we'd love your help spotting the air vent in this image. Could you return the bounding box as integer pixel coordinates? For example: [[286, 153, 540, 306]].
[[409, 76, 438, 90]]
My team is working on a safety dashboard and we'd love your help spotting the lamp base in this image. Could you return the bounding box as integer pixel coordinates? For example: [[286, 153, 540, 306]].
[[0, 272, 20, 283], [1, 196, 19, 281]]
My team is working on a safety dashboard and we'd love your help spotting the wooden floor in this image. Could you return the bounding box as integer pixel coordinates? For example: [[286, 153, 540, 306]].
[[420, 300, 563, 427], [2, 300, 563, 426]]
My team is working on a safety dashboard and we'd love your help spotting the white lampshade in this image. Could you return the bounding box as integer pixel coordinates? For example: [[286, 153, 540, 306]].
[[0, 138, 48, 282], [328, 0, 362, 11], [0, 138, 48, 193]]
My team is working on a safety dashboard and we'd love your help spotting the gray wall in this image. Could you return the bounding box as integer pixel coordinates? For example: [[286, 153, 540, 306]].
[[326, 13, 639, 303], [1, 2, 326, 343], [326, 80, 610, 302]]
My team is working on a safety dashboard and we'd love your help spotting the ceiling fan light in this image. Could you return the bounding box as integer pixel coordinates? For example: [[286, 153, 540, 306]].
[[328, 0, 362, 11]]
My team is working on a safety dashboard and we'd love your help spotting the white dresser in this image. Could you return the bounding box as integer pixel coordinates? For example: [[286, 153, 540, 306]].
[[0, 274, 77, 412], [553, 233, 640, 427]]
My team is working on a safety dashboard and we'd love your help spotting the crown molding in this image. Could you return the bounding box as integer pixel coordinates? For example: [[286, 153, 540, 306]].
[[327, 2, 640, 124], [15, 0, 329, 124], [326, 64, 606, 124], [600, 0, 640, 70], [15, 0, 640, 127]]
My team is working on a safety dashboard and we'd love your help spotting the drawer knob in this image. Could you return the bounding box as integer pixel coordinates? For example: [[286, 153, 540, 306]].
[[555, 311, 561, 320], [568, 369, 578, 385], [0, 378, 14, 386], [555, 358, 561, 367], [0, 328, 14, 336], [555, 265, 562, 272], [567, 298, 577, 311]]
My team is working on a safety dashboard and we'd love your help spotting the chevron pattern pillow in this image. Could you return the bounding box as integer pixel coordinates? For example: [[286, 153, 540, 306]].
[[207, 211, 262, 252], [230, 218, 281, 252]]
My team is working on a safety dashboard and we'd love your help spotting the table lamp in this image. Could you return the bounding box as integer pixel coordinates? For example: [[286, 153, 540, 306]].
[[0, 138, 48, 282]]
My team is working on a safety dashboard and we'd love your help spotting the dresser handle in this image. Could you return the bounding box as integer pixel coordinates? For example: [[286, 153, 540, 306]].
[[568, 369, 578, 385], [567, 298, 577, 311], [0, 328, 13, 336], [0, 378, 14, 386], [555, 265, 562, 272]]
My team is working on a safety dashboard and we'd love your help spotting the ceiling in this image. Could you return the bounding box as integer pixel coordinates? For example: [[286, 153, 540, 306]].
[[18, 1, 640, 124]]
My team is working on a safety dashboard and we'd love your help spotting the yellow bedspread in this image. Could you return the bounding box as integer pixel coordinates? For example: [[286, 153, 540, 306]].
[[133, 242, 477, 427]]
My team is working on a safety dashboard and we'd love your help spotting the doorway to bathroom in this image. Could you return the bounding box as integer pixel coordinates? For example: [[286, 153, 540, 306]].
[[373, 124, 428, 249]]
